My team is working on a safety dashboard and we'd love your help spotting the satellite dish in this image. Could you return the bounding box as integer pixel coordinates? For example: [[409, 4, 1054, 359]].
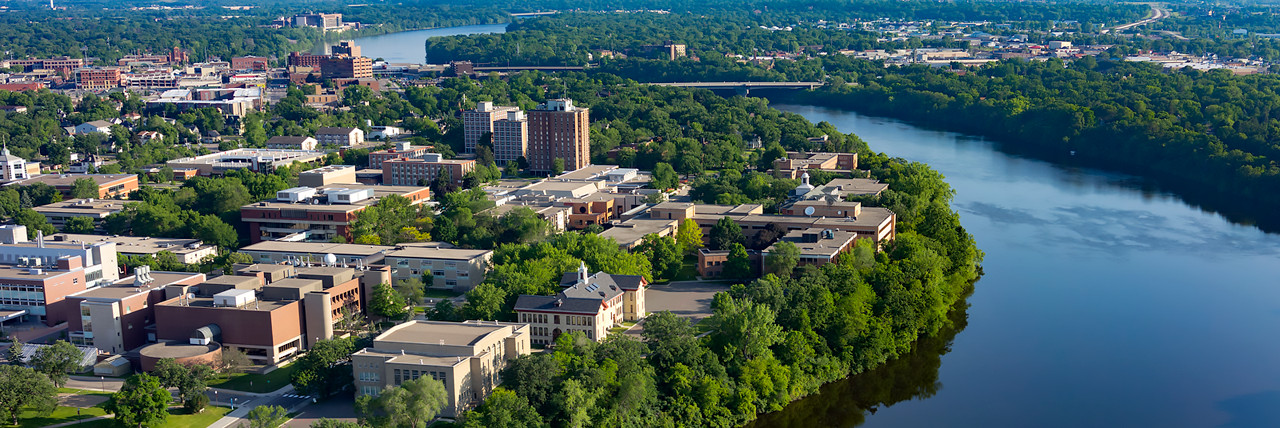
[[324, 253, 338, 266], [803, 206, 815, 216]]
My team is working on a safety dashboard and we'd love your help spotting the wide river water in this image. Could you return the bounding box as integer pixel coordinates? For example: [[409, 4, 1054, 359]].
[[330, 23, 1280, 426], [764, 104, 1280, 427], [314, 23, 508, 63]]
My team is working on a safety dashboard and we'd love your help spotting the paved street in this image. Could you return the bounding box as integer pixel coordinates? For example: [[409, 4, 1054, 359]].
[[627, 280, 730, 337], [283, 394, 357, 427], [67, 375, 126, 392]]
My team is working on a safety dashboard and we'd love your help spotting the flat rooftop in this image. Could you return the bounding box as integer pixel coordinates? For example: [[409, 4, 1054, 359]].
[[385, 246, 490, 261], [775, 229, 858, 257], [7, 174, 134, 188], [240, 241, 391, 256], [161, 296, 294, 311], [552, 165, 619, 181], [71, 271, 204, 300], [167, 149, 326, 165], [34, 199, 128, 216], [376, 320, 509, 347], [814, 178, 889, 196], [50, 234, 210, 256]]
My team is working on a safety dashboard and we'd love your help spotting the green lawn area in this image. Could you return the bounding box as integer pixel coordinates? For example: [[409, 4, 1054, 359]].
[[423, 289, 462, 299], [75, 407, 230, 428], [672, 259, 699, 281], [162, 406, 231, 428], [57, 388, 114, 398], [2, 404, 108, 428], [207, 363, 298, 393]]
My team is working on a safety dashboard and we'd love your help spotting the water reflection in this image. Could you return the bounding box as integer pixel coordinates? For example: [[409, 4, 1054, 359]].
[[748, 299, 970, 428]]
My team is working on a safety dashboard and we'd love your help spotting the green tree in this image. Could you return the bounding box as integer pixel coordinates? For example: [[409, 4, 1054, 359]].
[[31, 341, 80, 387], [395, 278, 425, 306], [0, 365, 57, 426], [220, 347, 251, 375], [637, 234, 682, 281], [709, 217, 745, 251], [675, 218, 703, 256], [311, 419, 362, 428], [14, 209, 55, 240], [765, 240, 800, 277], [461, 389, 544, 428], [106, 374, 170, 428], [246, 405, 288, 428], [723, 243, 754, 279], [707, 294, 783, 368], [4, 338, 24, 364], [369, 283, 409, 320], [651, 162, 678, 190], [551, 158, 565, 176], [61, 216, 96, 234], [291, 337, 356, 397], [356, 377, 448, 428], [69, 178, 100, 199]]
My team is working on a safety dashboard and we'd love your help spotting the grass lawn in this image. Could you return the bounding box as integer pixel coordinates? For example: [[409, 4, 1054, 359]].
[[423, 289, 462, 299], [2, 405, 108, 428], [672, 259, 699, 281], [163, 406, 231, 428], [74, 407, 231, 428], [208, 363, 298, 393], [57, 388, 114, 398]]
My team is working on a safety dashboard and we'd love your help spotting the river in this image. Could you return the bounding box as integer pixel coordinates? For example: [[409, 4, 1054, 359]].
[[311, 23, 508, 64], [758, 104, 1280, 427]]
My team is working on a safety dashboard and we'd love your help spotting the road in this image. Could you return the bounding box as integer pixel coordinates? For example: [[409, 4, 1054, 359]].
[[1110, 3, 1170, 32]]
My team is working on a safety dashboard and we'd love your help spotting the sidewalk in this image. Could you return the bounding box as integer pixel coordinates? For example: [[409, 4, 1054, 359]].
[[206, 384, 308, 428], [43, 415, 114, 428]]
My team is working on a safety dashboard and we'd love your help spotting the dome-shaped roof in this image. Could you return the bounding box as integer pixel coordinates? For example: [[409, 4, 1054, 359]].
[[324, 253, 338, 265]]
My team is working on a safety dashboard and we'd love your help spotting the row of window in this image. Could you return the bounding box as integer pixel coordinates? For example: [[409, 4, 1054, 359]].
[[393, 368, 447, 385], [358, 371, 381, 382]]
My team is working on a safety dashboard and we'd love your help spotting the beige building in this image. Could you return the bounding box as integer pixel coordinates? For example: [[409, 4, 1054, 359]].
[[513, 264, 646, 345], [351, 320, 531, 418], [35, 199, 127, 229], [316, 127, 365, 148], [463, 102, 521, 154], [266, 136, 319, 151], [383, 245, 492, 290], [492, 110, 528, 164], [50, 234, 218, 264], [601, 201, 895, 249]]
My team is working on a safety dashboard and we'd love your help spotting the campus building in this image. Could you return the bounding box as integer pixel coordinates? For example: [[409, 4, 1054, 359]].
[[367, 143, 431, 169], [772, 151, 859, 179], [383, 245, 492, 291], [382, 154, 474, 187], [7, 174, 138, 199], [150, 263, 390, 365], [65, 267, 205, 354], [463, 101, 521, 154], [351, 320, 531, 417], [50, 234, 218, 265], [528, 99, 590, 173], [316, 127, 366, 147], [0, 225, 121, 325], [601, 200, 895, 249], [34, 199, 127, 229], [265, 136, 319, 151], [166, 149, 327, 176], [0, 147, 38, 181], [240, 184, 430, 243], [513, 264, 646, 345]]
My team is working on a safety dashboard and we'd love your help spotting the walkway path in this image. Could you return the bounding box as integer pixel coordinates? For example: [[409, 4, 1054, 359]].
[[43, 414, 114, 428], [207, 384, 314, 428]]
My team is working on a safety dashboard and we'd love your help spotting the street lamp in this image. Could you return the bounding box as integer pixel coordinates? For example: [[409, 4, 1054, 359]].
[[100, 376, 104, 392]]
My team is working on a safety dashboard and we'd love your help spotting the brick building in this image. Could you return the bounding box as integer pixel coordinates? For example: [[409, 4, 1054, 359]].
[[382, 154, 474, 187], [528, 99, 590, 173]]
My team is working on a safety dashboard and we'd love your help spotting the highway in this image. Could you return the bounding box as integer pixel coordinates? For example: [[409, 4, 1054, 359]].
[[1109, 3, 1170, 32]]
